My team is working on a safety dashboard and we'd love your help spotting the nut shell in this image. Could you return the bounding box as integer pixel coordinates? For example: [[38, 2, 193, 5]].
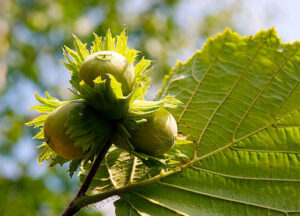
[[79, 51, 135, 96], [129, 109, 177, 156], [44, 102, 84, 159]]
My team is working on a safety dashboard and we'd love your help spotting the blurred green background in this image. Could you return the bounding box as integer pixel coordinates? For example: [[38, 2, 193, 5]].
[[1, 0, 300, 215]]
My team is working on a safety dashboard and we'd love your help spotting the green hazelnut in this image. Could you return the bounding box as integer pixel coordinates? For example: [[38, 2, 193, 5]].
[[44, 102, 84, 160], [78, 51, 135, 96], [129, 108, 177, 156]]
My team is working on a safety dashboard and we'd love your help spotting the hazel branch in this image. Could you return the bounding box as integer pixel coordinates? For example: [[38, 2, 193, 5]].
[[61, 140, 113, 216]]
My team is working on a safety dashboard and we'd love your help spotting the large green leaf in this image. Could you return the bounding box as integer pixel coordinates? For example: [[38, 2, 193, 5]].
[[81, 29, 300, 215]]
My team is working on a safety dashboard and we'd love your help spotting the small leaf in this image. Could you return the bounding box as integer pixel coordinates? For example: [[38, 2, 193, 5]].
[[62, 47, 74, 64], [106, 74, 123, 99], [25, 114, 47, 128], [64, 45, 81, 65], [134, 57, 151, 78], [103, 29, 116, 51], [61, 61, 77, 73], [49, 155, 69, 167], [126, 49, 139, 65], [116, 30, 127, 56], [91, 33, 103, 53], [33, 128, 44, 140], [73, 34, 90, 61], [34, 92, 60, 107], [69, 159, 82, 177], [39, 145, 55, 164], [35, 142, 47, 149], [29, 105, 54, 113]]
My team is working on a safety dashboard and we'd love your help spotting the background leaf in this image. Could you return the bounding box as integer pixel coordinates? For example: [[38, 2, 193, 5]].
[[82, 29, 300, 215]]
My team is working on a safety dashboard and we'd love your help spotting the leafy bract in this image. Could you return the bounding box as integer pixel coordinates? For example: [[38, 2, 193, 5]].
[[26, 93, 79, 175], [78, 75, 130, 120], [25, 92, 67, 163], [63, 30, 157, 121], [62, 29, 152, 101], [65, 102, 112, 160], [81, 29, 300, 215]]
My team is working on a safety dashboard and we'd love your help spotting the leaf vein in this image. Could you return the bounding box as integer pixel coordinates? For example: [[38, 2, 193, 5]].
[[157, 181, 289, 214], [195, 35, 269, 158], [121, 195, 143, 216], [176, 34, 228, 125], [233, 45, 300, 141], [129, 157, 138, 184], [191, 166, 300, 182], [231, 147, 300, 154], [131, 191, 190, 216], [105, 157, 118, 188]]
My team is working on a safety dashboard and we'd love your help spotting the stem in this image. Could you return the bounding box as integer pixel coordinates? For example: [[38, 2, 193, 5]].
[[74, 161, 195, 209], [74, 170, 173, 209], [61, 140, 112, 216]]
